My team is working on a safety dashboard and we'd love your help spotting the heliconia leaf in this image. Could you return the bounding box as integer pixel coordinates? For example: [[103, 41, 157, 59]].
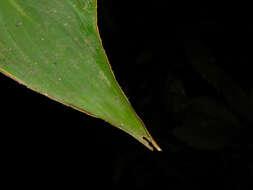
[[0, 0, 161, 151]]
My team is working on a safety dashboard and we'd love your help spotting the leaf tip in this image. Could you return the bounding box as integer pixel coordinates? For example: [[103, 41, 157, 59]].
[[142, 136, 162, 151]]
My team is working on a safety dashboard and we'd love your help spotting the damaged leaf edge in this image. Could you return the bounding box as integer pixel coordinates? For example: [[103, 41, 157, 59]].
[[0, 0, 162, 151], [94, 0, 161, 151]]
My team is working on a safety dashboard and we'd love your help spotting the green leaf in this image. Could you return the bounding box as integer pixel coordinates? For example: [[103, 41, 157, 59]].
[[0, 0, 161, 151]]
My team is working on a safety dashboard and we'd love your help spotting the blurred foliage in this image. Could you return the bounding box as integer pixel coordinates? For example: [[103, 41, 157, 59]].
[[173, 96, 240, 149], [96, 1, 252, 188]]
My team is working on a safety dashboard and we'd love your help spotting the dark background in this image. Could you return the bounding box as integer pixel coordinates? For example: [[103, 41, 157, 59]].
[[1, 1, 252, 189]]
